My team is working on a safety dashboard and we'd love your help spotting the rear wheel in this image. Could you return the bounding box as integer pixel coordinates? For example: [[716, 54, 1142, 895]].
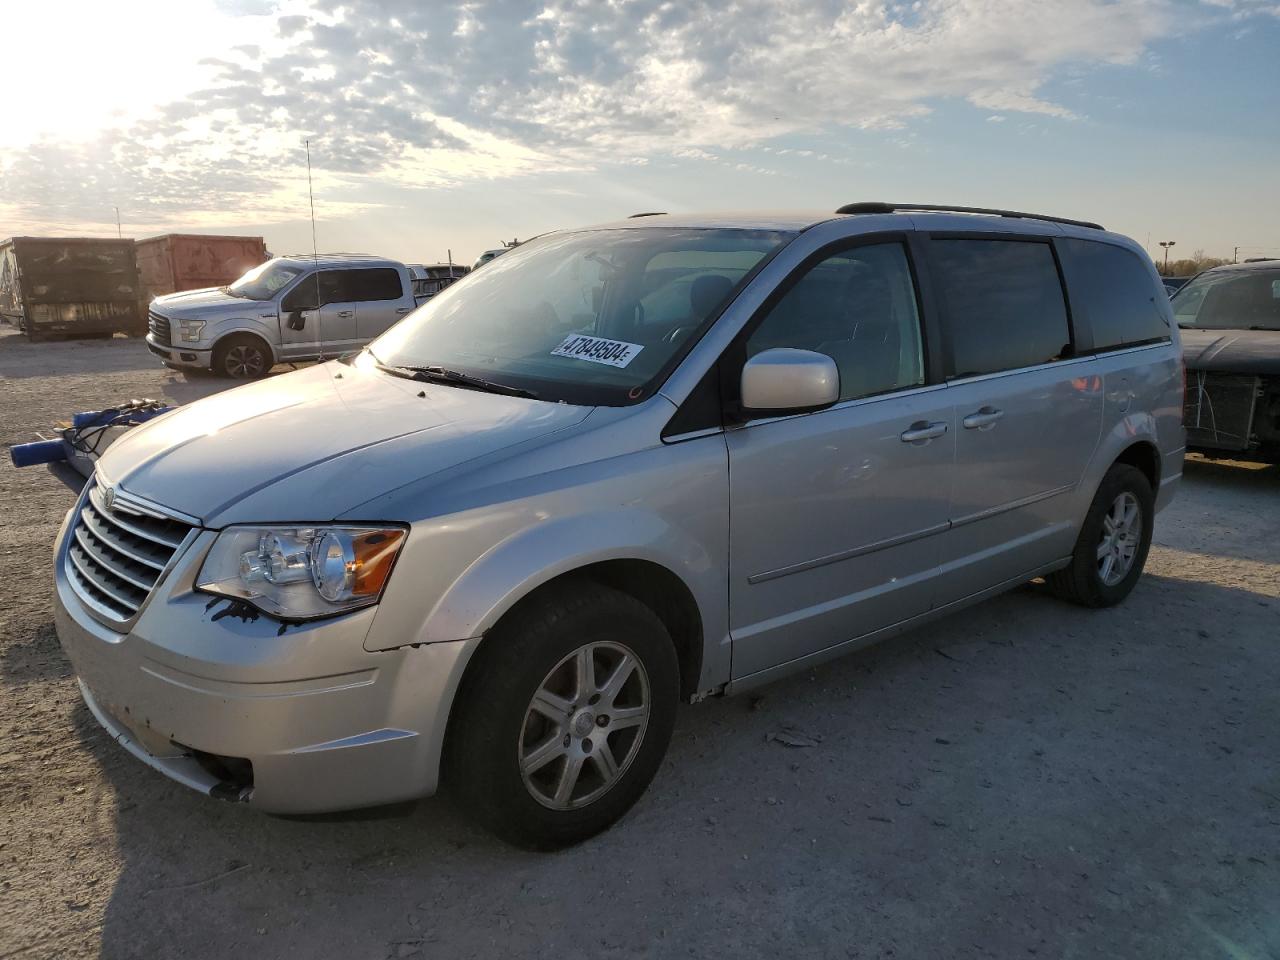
[[212, 334, 271, 379], [447, 582, 679, 849], [1048, 463, 1154, 607]]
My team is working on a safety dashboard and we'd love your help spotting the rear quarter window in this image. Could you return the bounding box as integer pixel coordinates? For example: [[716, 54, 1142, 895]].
[[1063, 239, 1169, 350], [352, 268, 403, 302]]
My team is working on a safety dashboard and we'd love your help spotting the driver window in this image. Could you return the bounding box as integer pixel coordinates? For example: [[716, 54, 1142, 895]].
[[746, 242, 924, 401], [280, 277, 315, 312], [282, 271, 353, 311]]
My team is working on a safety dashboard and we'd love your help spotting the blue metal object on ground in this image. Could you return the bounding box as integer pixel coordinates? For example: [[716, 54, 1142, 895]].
[[10, 439, 67, 467], [10, 400, 171, 469]]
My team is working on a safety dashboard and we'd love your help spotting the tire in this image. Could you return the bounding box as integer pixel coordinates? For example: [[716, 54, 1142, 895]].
[[446, 581, 679, 849], [212, 334, 271, 379], [1048, 463, 1154, 607]]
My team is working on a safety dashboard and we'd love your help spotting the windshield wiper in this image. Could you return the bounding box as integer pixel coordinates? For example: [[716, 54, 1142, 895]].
[[375, 361, 540, 399]]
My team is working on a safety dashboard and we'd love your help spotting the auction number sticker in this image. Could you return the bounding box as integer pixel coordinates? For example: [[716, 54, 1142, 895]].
[[551, 334, 644, 368]]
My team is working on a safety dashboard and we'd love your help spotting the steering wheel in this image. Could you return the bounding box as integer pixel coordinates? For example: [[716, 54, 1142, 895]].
[[662, 325, 694, 345]]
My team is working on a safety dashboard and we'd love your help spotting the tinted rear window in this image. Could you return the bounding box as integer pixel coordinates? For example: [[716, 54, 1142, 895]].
[[351, 268, 403, 302], [1064, 239, 1169, 349], [931, 239, 1071, 378]]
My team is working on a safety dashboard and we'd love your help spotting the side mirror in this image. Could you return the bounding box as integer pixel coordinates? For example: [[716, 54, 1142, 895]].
[[740, 348, 839, 416], [287, 308, 306, 330]]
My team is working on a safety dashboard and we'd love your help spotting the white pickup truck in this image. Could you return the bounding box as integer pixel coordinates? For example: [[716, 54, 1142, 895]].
[[145, 254, 419, 378]]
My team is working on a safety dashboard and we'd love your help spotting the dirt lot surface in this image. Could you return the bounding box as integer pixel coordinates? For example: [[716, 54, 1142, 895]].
[[2, 326, 1278, 960]]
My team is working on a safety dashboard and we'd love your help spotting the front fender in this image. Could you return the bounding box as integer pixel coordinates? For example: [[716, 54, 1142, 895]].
[[366, 508, 731, 691], [207, 319, 281, 362]]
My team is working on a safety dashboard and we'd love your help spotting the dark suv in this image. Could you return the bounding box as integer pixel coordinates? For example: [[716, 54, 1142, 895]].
[[1175, 260, 1280, 461]]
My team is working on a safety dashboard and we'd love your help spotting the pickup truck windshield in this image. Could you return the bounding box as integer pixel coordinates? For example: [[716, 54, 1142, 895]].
[[1173, 269, 1280, 331], [368, 227, 792, 405], [228, 260, 307, 301]]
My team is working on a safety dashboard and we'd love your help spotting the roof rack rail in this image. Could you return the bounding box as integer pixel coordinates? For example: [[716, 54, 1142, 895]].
[[835, 201, 1103, 231], [628, 211, 667, 218]]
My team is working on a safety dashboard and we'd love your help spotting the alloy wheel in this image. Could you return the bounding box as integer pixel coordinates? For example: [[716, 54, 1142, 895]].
[[1097, 491, 1142, 586], [225, 344, 266, 378], [518, 641, 650, 811]]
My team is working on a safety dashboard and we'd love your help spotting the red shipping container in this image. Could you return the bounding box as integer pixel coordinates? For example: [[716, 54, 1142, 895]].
[[136, 234, 269, 303]]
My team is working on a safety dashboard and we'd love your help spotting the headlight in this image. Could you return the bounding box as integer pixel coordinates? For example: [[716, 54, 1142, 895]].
[[178, 319, 206, 342], [196, 525, 406, 620]]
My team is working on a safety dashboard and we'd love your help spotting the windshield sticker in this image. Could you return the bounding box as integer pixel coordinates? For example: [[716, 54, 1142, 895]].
[[551, 334, 644, 368]]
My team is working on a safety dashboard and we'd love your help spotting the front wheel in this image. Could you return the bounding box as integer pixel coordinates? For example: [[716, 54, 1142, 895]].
[[447, 582, 679, 849], [1048, 463, 1154, 607], [212, 334, 271, 379]]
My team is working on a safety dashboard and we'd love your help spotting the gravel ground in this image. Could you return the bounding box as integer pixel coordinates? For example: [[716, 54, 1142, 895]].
[[2, 326, 1278, 960]]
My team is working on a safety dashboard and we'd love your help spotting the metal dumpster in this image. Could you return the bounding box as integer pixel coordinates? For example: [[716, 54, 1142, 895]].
[[135, 234, 269, 303], [0, 237, 144, 340]]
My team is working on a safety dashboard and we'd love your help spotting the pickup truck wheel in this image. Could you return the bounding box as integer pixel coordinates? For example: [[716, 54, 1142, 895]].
[[213, 334, 271, 379], [447, 582, 679, 849], [1048, 464, 1154, 607]]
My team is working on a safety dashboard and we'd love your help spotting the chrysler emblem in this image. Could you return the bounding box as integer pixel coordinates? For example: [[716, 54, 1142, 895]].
[[102, 486, 116, 512]]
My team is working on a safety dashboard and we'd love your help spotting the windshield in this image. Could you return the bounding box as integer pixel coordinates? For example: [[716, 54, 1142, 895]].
[[1173, 269, 1280, 330], [228, 259, 307, 301], [368, 227, 792, 405]]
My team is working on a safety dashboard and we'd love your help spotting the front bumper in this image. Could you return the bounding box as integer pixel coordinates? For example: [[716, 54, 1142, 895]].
[[52, 503, 479, 813], [145, 334, 211, 370]]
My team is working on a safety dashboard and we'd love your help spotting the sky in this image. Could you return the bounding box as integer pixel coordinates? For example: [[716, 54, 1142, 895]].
[[1, 0, 1277, 266]]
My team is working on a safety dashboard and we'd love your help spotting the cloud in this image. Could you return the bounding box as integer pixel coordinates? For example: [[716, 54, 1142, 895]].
[[0, 0, 1270, 227]]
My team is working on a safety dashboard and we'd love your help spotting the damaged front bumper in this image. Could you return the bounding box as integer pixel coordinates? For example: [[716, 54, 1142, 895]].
[[52, 504, 479, 814]]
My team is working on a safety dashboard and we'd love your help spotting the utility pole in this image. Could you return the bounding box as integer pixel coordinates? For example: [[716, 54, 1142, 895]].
[[1234, 246, 1239, 263], [114, 207, 122, 239], [1159, 241, 1176, 273]]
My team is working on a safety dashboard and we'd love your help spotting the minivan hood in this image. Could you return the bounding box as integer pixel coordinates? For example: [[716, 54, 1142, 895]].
[[1180, 327, 1280, 375], [97, 362, 593, 526]]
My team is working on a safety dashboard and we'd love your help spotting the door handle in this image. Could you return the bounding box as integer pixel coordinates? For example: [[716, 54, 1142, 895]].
[[336, 310, 354, 319], [962, 407, 1004, 430], [395, 307, 412, 315], [900, 420, 948, 444]]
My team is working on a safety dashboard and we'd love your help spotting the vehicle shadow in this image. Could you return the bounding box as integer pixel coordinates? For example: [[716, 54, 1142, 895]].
[[0, 618, 71, 685], [86, 570, 1280, 959]]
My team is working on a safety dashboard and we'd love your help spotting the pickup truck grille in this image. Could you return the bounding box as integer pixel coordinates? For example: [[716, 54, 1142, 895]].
[[148, 311, 172, 346], [64, 484, 193, 624]]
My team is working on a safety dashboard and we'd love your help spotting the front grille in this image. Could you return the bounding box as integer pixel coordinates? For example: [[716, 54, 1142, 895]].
[[148, 311, 171, 346], [64, 484, 193, 623], [1184, 371, 1260, 452]]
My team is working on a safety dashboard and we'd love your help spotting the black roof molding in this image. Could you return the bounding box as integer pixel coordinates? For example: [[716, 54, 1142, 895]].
[[835, 201, 1104, 231], [628, 211, 667, 218]]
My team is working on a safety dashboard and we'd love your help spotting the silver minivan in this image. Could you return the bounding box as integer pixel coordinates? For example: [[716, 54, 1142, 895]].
[[55, 204, 1184, 848]]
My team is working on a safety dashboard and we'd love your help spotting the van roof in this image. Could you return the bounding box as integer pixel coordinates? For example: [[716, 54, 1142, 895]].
[[589, 203, 1105, 236]]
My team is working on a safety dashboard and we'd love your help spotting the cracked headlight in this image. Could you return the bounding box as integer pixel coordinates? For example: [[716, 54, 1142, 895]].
[[196, 525, 406, 620]]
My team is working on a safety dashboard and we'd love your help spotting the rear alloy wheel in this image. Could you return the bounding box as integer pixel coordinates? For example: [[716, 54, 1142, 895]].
[[213, 335, 270, 379], [1097, 491, 1142, 587], [1048, 463, 1154, 607], [448, 582, 678, 849]]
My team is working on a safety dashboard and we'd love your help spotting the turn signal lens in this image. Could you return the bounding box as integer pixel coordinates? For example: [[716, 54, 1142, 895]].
[[310, 528, 404, 602]]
